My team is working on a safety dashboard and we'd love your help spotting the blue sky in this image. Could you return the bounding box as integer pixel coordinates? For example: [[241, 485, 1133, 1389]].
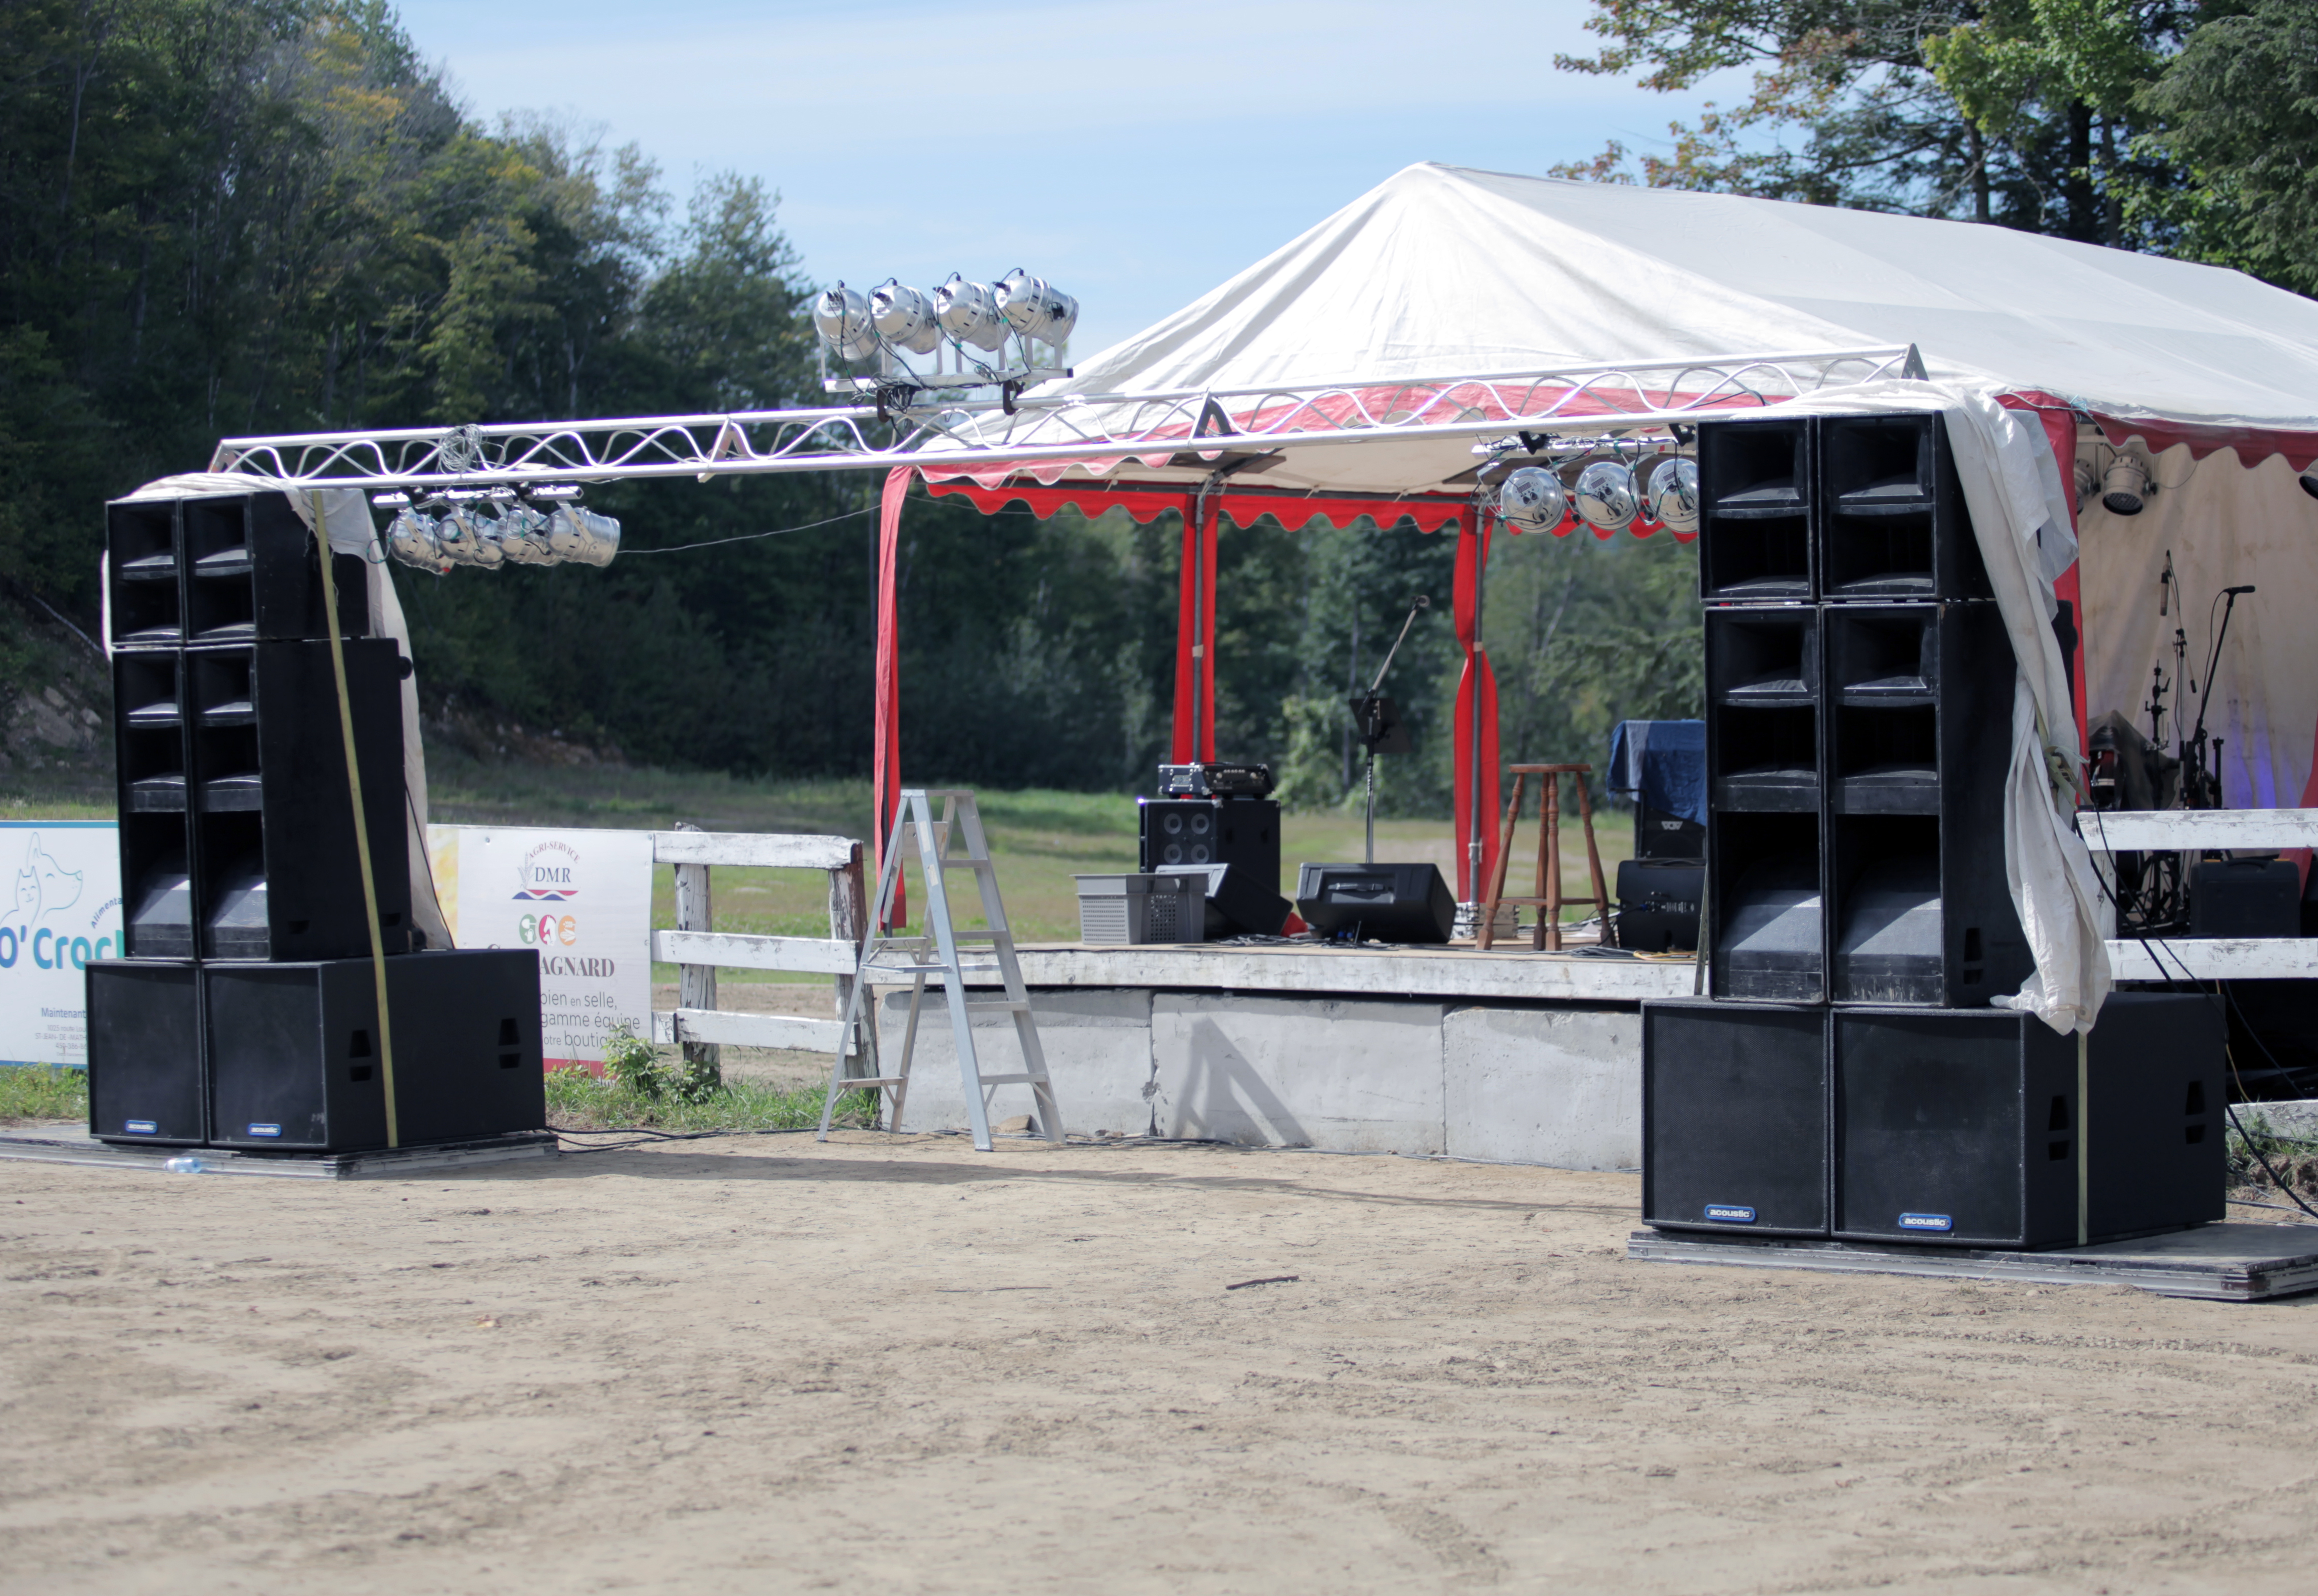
[[392, 0, 1752, 360]]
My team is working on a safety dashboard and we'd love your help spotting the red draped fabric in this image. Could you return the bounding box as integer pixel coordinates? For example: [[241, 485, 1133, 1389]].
[[873, 467, 909, 929], [1450, 513, 1502, 902], [922, 475, 1468, 535]]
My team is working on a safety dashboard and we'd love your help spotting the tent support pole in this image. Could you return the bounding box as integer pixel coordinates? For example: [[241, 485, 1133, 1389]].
[[1468, 514, 1486, 907]]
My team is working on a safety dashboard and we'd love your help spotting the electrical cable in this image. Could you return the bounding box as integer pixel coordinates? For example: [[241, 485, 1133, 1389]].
[[620, 505, 875, 555]]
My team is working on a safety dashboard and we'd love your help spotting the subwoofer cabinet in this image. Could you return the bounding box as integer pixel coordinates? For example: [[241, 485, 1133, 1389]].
[[1642, 1001, 1830, 1237], [205, 949, 546, 1152], [88, 950, 545, 1152], [1642, 994, 2226, 1249], [86, 962, 206, 1146]]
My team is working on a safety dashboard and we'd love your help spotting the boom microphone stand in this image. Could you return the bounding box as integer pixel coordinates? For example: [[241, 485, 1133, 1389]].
[[1350, 595, 1428, 866]]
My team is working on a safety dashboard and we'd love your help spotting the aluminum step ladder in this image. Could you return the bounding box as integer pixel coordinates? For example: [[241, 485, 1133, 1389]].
[[817, 789, 1063, 1151]]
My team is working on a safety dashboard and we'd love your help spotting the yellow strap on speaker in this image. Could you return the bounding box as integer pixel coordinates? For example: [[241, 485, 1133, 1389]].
[[309, 494, 399, 1146]]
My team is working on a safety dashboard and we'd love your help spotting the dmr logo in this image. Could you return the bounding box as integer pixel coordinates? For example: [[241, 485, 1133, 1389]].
[[513, 839, 580, 902]]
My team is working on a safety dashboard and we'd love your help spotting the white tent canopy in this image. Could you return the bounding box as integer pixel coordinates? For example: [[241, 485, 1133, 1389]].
[[1028, 163, 2318, 498]]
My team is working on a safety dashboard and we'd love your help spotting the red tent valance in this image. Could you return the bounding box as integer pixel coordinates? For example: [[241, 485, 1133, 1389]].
[[921, 474, 1472, 535]]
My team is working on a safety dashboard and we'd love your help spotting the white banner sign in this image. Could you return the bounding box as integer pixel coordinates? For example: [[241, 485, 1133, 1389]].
[[427, 824, 653, 1071], [1, 822, 124, 1068]]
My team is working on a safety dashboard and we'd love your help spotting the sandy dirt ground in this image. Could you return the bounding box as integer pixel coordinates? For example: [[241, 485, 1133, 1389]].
[[5, 1135, 2318, 1595]]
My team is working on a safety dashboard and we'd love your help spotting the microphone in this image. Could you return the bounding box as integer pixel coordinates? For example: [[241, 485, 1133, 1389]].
[[2224, 585, 2257, 595]]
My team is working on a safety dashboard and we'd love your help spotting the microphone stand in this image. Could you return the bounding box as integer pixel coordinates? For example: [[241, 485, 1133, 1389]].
[[1353, 595, 1428, 866], [2182, 585, 2253, 811]]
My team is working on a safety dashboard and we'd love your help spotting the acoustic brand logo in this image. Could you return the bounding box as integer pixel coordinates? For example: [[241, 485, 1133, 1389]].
[[1898, 1212, 1954, 1231], [1703, 1203, 1757, 1223], [513, 838, 581, 902]]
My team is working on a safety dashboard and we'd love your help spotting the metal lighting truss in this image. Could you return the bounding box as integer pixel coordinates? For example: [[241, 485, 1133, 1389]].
[[209, 345, 1926, 492]]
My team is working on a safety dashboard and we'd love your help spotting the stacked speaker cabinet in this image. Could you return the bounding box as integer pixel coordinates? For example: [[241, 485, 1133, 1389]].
[[1653, 412, 2220, 1249], [89, 489, 543, 1153]]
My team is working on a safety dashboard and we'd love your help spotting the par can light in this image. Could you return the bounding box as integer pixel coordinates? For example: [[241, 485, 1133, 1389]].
[[813, 283, 879, 362], [547, 505, 622, 568], [995, 269, 1078, 347], [933, 274, 1008, 352], [1574, 460, 1640, 533], [2102, 453, 2150, 516], [1645, 457, 1699, 534], [1498, 466, 1569, 535], [868, 280, 943, 355], [2299, 466, 2318, 501], [493, 503, 558, 566], [386, 507, 453, 574], [435, 504, 506, 568]]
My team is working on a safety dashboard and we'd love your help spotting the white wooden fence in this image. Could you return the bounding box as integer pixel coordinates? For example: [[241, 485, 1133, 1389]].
[[646, 827, 876, 1074], [2081, 808, 2318, 980]]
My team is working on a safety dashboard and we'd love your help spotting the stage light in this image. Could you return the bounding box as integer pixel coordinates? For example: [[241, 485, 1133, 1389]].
[[386, 507, 453, 574], [493, 503, 559, 566], [995, 269, 1078, 347], [434, 504, 506, 567], [2074, 456, 2099, 511], [2300, 465, 2318, 501], [813, 283, 879, 362], [933, 274, 1009, 352], [2102, 451, 2151, 515], [546, 505, 622, 567], [1645, 457, 1699, 534], [1498, 466, 1568, 534], [869, 280, 943, 355], [1574, 460, 1640, 532]]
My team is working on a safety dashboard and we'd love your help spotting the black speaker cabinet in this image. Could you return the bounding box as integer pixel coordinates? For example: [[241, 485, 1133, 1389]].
[[1294, 862, 1457, 943], [2189, 858, 2300, 938], [185, 640, 411, 961], [1834, 996, 2223, 1248], [1158, 862, 1291, 938], [1706, 607, 1819, 813], [1643, 1001, 1829, 1236], [205, 949, 545, 1152], [87, 962, 205, 1145], [1138, 796, 1281, 896], [1635, 801, 1706, 860], [1698, 417, 1814, 602], [1826, 602, 2026, 1005], [106, 492, 370, 652], [112, 652, 196, 958], [1816, 412, 1992, 602], [1617, 858, 1703, 953]]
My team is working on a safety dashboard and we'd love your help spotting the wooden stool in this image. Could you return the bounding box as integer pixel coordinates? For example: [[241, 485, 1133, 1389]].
[[1479, 764, 1612, 952]]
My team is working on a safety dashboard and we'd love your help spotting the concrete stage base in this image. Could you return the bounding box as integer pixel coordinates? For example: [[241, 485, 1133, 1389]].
[[875, 942, 1693, 1168], [1627, 1223, 2318, 1301]]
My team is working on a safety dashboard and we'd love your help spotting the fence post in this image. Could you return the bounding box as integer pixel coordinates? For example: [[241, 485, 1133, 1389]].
[[829, 841, 878, 1090], [672, 820, 719, 1077]]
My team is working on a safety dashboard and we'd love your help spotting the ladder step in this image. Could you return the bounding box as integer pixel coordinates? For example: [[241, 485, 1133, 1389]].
[[974, 1073, 1045, 1086], [835, 1076, 907, 1090]]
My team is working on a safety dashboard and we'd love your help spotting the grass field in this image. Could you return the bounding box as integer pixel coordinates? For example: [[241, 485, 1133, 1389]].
[[11, 746, 1638, 983], [422, 749, 1636, 978]]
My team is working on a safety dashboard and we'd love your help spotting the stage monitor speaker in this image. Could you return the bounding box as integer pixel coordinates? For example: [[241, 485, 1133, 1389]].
[[1833, 995, 2223, 1249], [1138, 797, 1280, 897], [1294, 862, 1455, 944], [1698, 417, 1815, 602], [205, 949, 545, 1152], [187, 640, 411, 961], [1642, 1000, 1829, 1236], [87, 961, 205, 1145], [1159, 863, 1290, 938], [1616, 858, 1702, 952], [1815, 413, 1992, 602], [2190, 858, 2300, 939]]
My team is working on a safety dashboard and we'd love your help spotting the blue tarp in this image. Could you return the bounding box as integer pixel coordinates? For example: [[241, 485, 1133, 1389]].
[[1607, 720, 1706, 827]]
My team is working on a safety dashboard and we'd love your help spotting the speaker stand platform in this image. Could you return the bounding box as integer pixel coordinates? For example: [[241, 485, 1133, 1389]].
[[1628, 1223, 2318, 1302], [0, 1128, 558, 1180]]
